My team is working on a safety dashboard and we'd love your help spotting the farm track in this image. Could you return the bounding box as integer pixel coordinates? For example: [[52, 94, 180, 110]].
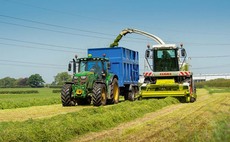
[[0, 104, 91, 122], [75, 90, 230, 142]]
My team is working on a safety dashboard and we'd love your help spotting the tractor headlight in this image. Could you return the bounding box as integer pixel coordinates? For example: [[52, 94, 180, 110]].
[[80, 76, 87, 80], [73, 76, 78, 84]]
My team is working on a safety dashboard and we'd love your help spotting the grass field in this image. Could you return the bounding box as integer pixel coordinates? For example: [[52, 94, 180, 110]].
[[76, 88, 230, 142], [0, 88, 229, 142], [0, 88, 60, 109]]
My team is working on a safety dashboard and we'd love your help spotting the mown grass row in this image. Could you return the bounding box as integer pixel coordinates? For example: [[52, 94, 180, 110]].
[[0, 88, 60, 109], [0, 97, 179, 142]]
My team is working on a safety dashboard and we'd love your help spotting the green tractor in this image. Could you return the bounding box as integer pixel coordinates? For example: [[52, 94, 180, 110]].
[[61, 54, 119, 106]]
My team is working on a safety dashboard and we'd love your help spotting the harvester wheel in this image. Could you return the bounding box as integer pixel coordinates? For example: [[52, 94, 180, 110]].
[[61, 84, 74, 106], [190, 97, 196, 103], [92, 83, 107, 106]]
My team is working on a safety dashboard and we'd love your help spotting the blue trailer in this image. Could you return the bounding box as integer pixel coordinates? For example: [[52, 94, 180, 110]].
[[88, 47, 139, 101], [61, 47, 139, 107]]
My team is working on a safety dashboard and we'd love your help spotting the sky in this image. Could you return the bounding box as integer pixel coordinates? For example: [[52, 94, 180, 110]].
[[0, 0, 230, 83]]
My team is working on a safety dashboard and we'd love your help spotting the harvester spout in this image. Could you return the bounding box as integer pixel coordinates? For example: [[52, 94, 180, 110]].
[[110, 28, 165, 47]]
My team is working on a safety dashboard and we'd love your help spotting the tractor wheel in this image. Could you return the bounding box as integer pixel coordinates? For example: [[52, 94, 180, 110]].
[[61, 84, 75, 106], [111, 78, 119, 104], [92, 83, 107, 106], [128, 87, 135, 101]]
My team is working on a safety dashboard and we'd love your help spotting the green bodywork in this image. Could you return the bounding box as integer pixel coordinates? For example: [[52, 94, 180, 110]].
[[140, 79, 189, 97], [71, 57, 114, 99]]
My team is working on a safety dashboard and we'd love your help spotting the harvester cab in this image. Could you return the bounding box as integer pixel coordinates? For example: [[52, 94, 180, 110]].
[[145, 44, 187, 72]]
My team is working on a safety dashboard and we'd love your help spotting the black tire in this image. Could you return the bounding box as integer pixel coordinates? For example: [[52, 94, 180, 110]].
[[128, 87, 135, 101], [190, 97, 196, 103], [92, 83, 107, 106], [61, 84, 74, 106]]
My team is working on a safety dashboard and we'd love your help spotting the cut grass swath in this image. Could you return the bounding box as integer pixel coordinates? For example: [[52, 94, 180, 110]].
[[0, 97, 179, 142]]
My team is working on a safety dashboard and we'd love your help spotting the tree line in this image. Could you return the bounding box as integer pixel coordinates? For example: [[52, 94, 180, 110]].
[[0, 72, 71, 88]]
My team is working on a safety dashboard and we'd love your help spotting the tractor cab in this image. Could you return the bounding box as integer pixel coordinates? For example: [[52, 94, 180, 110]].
[[78, 59, 108, 75]]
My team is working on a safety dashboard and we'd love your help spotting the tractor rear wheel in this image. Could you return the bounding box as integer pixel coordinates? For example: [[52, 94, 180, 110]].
[[111, 78, 119, 104], [61, 84, 74, 106], [107, 78, 120, 104], [92, 83, 107, 106]]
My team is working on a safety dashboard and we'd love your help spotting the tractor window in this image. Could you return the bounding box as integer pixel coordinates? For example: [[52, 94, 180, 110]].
[[154, 49, 179, 71], [79, 60, 102, 74]]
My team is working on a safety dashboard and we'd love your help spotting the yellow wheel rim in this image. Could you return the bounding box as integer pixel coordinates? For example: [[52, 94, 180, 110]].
[[113, 82, 119, 101], [101, 86, 106, 104]]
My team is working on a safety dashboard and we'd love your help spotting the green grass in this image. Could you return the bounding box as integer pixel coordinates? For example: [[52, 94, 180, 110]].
[[0, 97, 179, 142], [0, 88, 60, 109], [212, 116, 230, 142], [205, 86, 230, 94]]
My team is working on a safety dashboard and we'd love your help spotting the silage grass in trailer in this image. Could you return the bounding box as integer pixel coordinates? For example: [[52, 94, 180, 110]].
[[0, 88, 60, 109], [0, 97, 179, 142]]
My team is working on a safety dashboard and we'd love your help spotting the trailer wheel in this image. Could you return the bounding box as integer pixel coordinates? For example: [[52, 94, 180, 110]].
[[128, 87, 135, 101], [92, 83, 107, 106], [61, 84, 75, 106]]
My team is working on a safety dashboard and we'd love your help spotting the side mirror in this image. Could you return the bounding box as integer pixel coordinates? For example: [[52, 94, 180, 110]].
[[181, 48, 186, 57], [145, 50, 150, 58], [107, 62, 111, 70], [68, 63, 72, 71]]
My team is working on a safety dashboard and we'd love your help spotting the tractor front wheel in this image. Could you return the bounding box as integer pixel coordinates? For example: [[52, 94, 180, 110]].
[[92, 83, 107, 106], [61, 84, 75, 106]]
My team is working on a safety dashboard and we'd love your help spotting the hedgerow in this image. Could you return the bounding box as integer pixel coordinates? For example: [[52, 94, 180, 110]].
[[0, 90, 38, 94], [0, 88, 60, 109], [195, 79, 230, 88], [52, 90, 61, 93]]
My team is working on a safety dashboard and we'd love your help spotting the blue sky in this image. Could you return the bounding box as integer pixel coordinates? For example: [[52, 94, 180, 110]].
[[0, 0, 230, 83]]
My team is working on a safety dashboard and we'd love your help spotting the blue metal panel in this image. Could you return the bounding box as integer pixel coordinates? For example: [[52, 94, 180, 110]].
[[88, 47, 139, 87]]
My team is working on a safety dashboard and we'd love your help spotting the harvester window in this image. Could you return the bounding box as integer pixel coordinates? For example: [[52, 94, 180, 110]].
[[154, 49, 179, 71]]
